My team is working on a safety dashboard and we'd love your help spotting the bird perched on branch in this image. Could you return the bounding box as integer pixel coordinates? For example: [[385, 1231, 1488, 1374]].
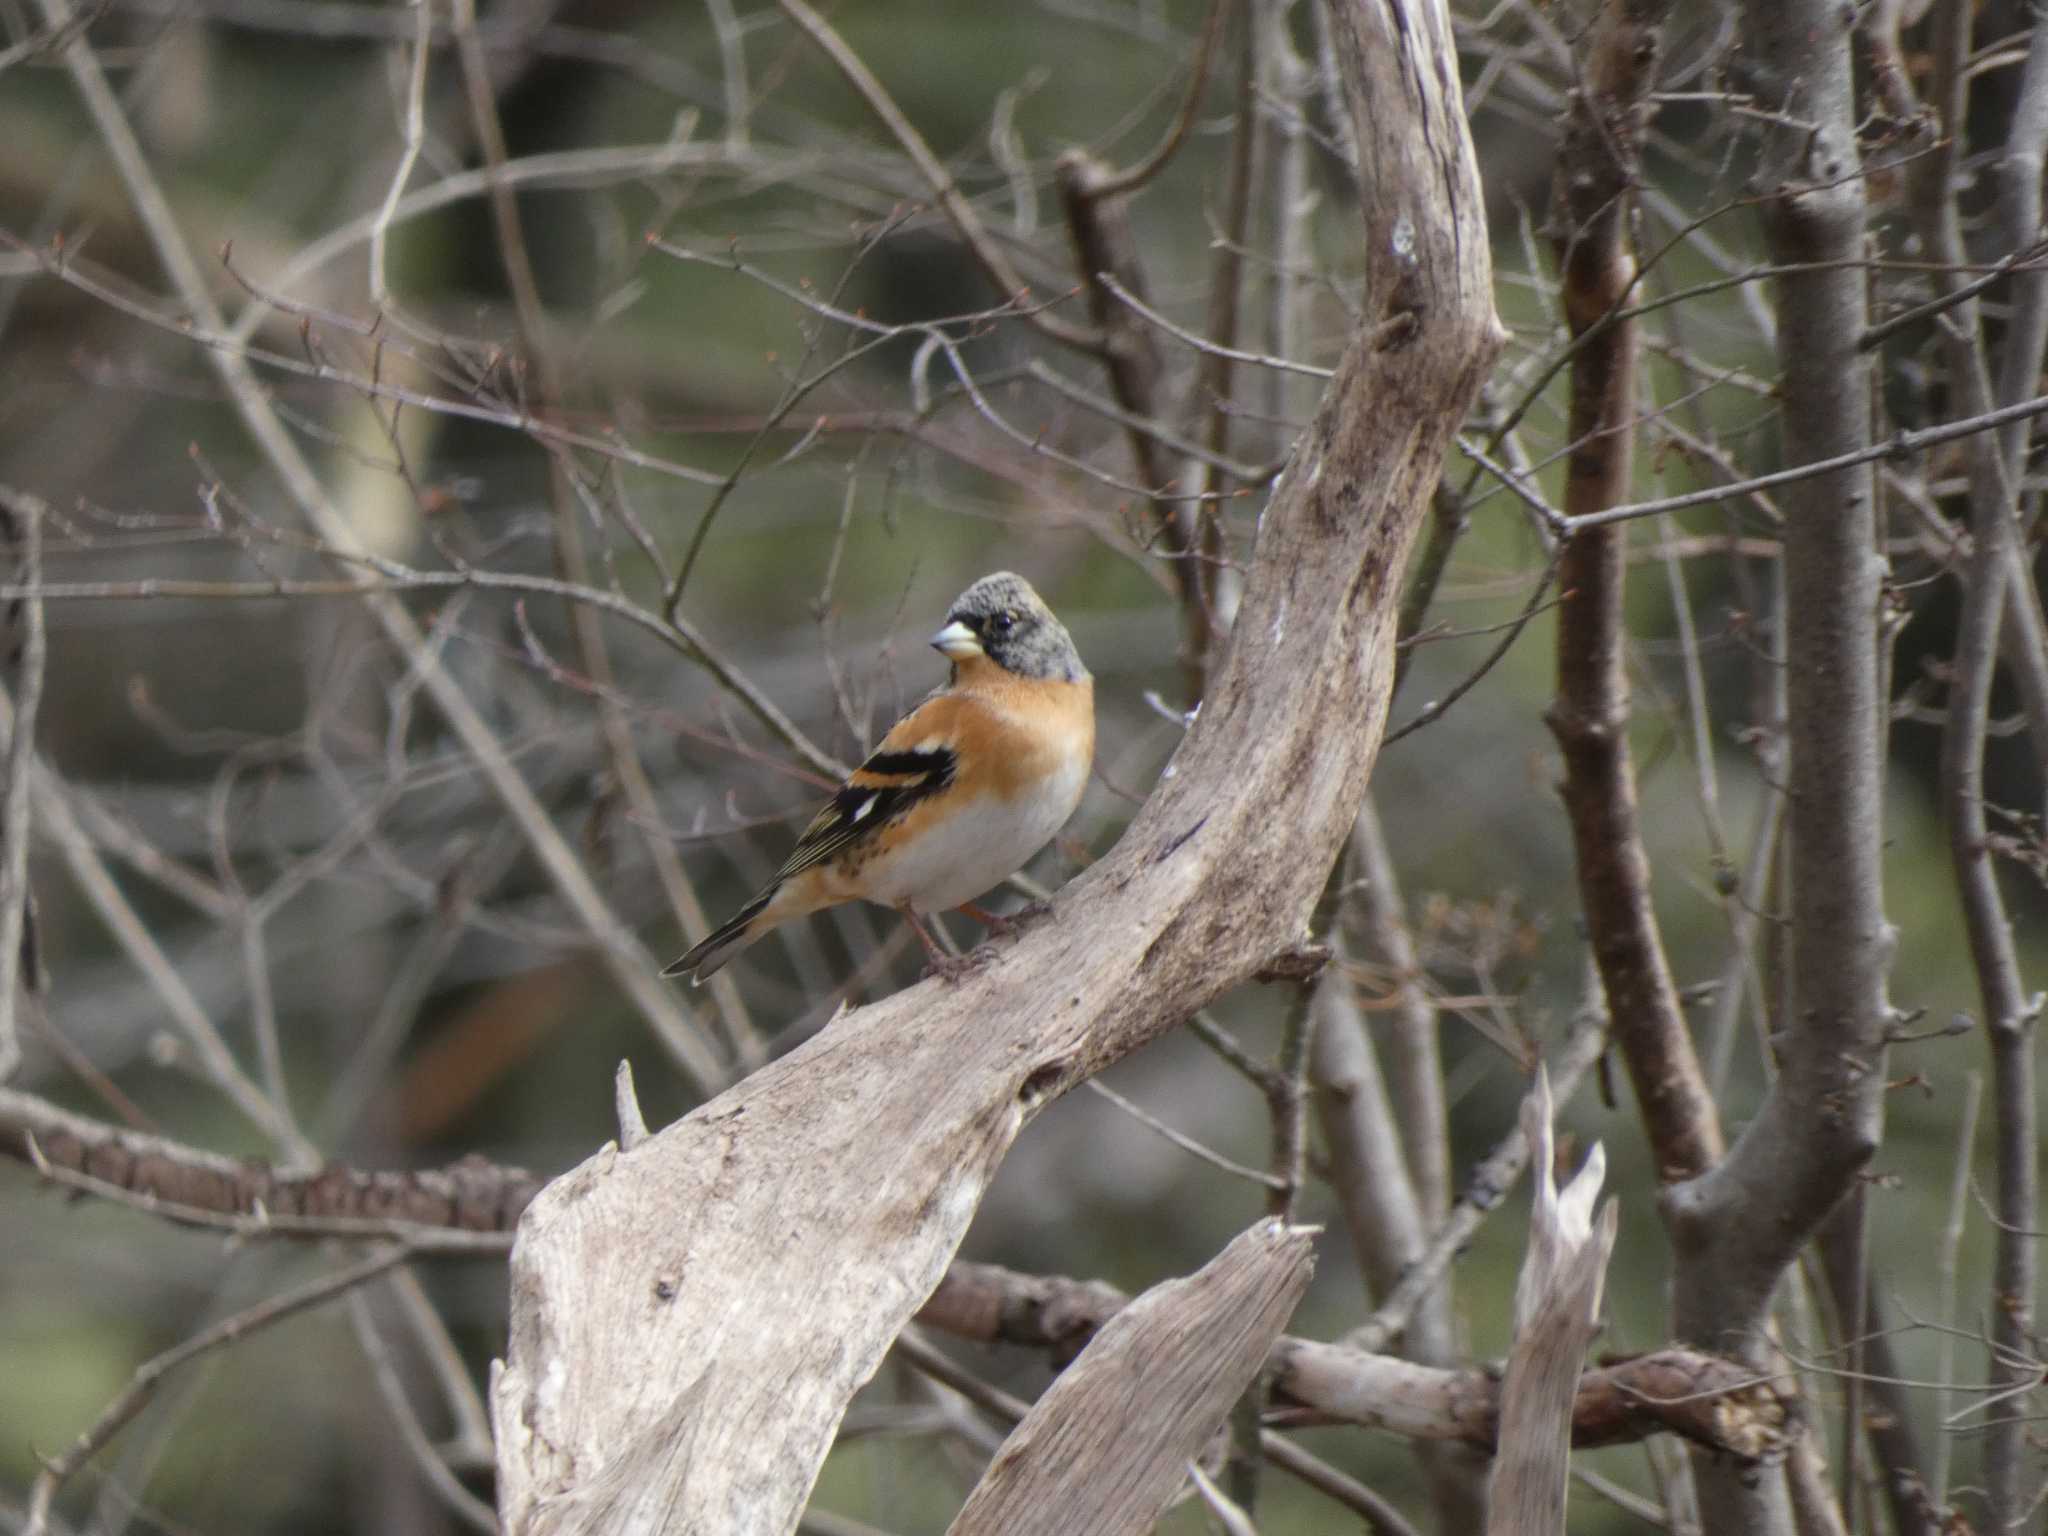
[[665, 572, 1094, 983]]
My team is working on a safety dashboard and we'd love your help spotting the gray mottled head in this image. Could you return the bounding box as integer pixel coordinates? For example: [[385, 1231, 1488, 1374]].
[[929, 571, 1088, 683]]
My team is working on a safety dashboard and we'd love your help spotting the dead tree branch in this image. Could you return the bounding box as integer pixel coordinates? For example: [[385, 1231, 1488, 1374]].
[[1486, 1072, 1620, 1536], [945, 1220, 1313, 1536], [488, 1, 1501, 1527]]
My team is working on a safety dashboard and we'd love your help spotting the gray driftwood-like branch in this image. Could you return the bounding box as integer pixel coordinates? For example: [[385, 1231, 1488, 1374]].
[[1486, 1071, 1619, 1536], [487, 0, 1502, 1530], [946, 1220, 1314, 1536]]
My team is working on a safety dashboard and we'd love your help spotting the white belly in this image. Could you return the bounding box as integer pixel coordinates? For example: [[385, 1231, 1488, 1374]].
[[867, 750, 1088, 913]]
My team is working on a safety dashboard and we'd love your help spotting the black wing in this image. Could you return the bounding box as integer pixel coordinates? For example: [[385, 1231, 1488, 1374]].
[[774, 744, 957, 879]]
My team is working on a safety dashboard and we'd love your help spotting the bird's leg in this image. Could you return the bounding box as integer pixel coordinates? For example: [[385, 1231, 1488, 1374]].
[[959, 898, 1053, 942], [896, 904, 978, 981]]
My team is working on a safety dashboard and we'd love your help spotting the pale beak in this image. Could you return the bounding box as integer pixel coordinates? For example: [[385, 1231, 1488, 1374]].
[[930, 620, 983, 660]]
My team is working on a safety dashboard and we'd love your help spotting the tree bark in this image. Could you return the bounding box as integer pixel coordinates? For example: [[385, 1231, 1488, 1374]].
[[1547, 0, 1722, 1188], [1667, 4, 1891, 1532], [945, 1220, 1313, 1536]]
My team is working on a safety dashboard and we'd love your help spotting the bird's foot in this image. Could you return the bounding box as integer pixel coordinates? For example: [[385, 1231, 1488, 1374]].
[[898, 903, 986, 982], [960, 898, 1053, 943], [920, 946, 991, 983]]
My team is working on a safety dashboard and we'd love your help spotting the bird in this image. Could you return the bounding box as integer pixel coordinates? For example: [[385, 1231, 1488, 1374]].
[[665, 571, 1094, 984]]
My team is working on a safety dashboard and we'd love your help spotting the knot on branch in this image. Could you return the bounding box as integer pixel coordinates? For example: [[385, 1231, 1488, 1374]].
[[1255, 943, 1332, 985], [1543, 697, 1624, 751], [1589, 1349, 1794, 1463]]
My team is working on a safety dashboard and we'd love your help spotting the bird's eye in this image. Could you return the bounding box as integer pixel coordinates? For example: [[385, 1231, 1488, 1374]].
[[988, 611, 1016, 635]]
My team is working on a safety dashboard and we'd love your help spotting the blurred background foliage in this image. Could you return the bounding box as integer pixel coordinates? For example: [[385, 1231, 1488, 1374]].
[[0, 0, 2043, 1531]]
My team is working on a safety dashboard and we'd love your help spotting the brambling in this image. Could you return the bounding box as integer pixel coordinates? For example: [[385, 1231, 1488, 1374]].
[[665, 572, 1094, 983]]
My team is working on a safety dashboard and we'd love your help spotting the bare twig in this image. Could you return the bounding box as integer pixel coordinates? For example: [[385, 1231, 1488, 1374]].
[[1344, 1012, 1608, 1355], [1895, 5, 2044, 1517], [774, 0, 1101, 355], [1082, 0, 1229, 200], [24, 1245, 417, 1535], [27, 0, 726, 1092], [347, 1290, 502, 1534], [0, 490, 46, 1082], [1556, 390, 2048, 532], [1083, 1078, 1288, 1192]]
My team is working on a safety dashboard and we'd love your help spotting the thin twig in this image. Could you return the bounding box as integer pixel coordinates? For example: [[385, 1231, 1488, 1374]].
[[346, 1291, 500, 1534], [1084, 0, 1230, 199], [1383, 545, 1564, 746], [24, 1245, 417, 1535], [1084, 1078, 1289, 1191], [1094, 271, 1337, 379], [1562, 389, 2048, 532], [1343, 1011, 1608, 1354], [774, 0, 1101, 354], [367, 0, 432, 309], [26, 0, 725, 1091], [0, 493, 45, 1083]]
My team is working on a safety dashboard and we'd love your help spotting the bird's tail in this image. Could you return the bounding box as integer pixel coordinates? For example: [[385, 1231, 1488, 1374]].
[[662, 889, 775, 983]]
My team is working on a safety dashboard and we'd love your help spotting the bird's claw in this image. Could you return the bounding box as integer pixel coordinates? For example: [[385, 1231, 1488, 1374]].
[[970, 898, 1053, 942], [923, 946, 992, 983]]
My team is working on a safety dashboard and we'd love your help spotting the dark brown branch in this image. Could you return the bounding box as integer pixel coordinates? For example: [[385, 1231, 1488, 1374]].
[[1545, 0, 1719, 1189], [0, 1086, 537, 1240], [1540, 0, 1720, 1196], [1055, 151, 1206, 701], [919, 1261, 1788, 1463]]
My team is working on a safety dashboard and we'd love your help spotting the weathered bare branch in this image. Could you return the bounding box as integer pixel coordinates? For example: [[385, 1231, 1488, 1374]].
[[5, 1082, 1788, 1464], [1486, 1072, 1619, 1536], [488, 1, 1501, 1527], [946, 1220, 1313, 1536]]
